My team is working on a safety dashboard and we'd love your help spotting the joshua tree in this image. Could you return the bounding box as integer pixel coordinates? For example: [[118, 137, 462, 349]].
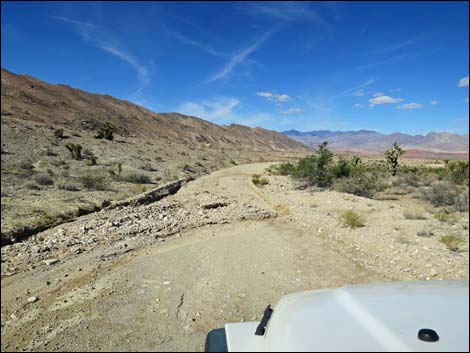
[[385, 142, 405, 176]]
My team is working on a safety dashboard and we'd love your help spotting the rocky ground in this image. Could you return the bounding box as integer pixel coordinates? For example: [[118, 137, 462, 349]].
[[1, 162, 468, 351]]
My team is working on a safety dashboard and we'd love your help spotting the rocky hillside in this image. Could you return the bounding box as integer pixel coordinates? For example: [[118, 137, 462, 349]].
[[283, 129, 469, 157], [1, 68, 307, 152]]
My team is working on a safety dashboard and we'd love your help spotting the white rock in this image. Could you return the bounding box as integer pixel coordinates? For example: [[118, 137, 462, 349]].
[[43, 259, 59, 266], [27, 296, 38, 303]]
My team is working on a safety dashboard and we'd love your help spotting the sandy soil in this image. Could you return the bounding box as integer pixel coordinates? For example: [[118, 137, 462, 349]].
[[1, 163, 468, 351]]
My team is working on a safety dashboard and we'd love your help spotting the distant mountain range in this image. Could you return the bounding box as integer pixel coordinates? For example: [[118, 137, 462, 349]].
[[282, 129, 469, 158]]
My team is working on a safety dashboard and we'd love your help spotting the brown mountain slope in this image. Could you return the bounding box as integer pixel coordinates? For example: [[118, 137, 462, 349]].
[[1, 68, 307, 151]]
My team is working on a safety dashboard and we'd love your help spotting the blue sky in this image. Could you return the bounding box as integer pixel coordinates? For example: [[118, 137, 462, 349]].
[[2, 1, 469, 134]]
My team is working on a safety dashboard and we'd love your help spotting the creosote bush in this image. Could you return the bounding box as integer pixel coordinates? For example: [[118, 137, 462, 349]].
[[252, 174, 269, 187], [340, 210, 366, 228]]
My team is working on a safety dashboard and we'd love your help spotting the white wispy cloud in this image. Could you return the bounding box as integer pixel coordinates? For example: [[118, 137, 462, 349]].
[[256, 91, 291, 103], [164, 26, 228, 58], [354, 103, 364, 108], [371, 36, 421, 55], [458, 76, 469, 87], [330, 78, 375, 101], [239, 2, 330, 30], [203, 29, 276, 84], [176, 97, 271, 127], [279, 108, 303, 115], [353, 90, 365, 97], [397, 102, 423, 110], [430, 100, 439, 105], [49, 16, 150, 91], [177, 97, 240, 122], [368, 95, 403, 107], [389, 88, 402, 93], [372, 92, 384, 97]]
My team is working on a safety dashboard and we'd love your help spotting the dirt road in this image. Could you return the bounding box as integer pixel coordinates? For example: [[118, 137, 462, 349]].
[[1, 163, 467, 351]]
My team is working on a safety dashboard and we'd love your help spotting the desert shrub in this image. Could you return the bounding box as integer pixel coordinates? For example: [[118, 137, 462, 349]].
[[79, 174, 109, 190], [54, 128, 64, 139], [340, 210, 365, 228], [252, 174, 269, 187], [119, 172, 152, 184], [229, 159, 237, 165], [95, 122, 114, 140], [19, 161, 34, 171], [65, 143, 82, 160], [45, 147, 57, 156], [439, 234, 463, 251], [57, 181, 80, 191], [140, 162, 155, 171], [333, 171, 387, 198], [24, 182, 40, 190], [294, 141, 333, 187], [417, 229, 434, 237], [403, 209, 427, 220], [82, 149, 97, 165], [34, 174, 54, 186], [433, 209, 457, 223], [384, 142, 405, 176], [330, 158, 352, 179], [421, 182, 469, 210], [277, 162, 296, 176], [447, 160, 469, 185]]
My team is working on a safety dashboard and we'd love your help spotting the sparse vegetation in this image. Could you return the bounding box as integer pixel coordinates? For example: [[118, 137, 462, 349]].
[[439, 234, 463, 251], [118, 172, 152, 184], [54, 128, 65, 139], [421, 181, 469, 211], [79, 174, 109, 190], [340, 210, 366, 228], [82, 149, 97, 165], [417, 229, 434, 237], [57, 180, 80, 191], [252, 174, 269, 187], [65, 143, 82, 160], [139, 162, 156, 171], [34, 174, 54, 186], [433, 209, 457, 223], [95, 122, 114, 140], [403, 209, 427, 220]]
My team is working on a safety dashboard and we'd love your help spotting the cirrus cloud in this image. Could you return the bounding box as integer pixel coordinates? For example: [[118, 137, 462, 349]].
[[279, 108, 303, 115]]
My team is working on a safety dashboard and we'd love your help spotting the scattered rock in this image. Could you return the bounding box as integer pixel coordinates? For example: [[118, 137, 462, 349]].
[[27, 296, 38, 303], [43, 259, 59, 266]]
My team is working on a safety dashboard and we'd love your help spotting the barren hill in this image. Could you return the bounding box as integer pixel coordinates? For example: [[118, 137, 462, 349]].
[[1, 68, 306, 152]]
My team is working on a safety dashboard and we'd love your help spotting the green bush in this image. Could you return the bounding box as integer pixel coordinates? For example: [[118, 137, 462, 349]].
[[330, 158, 352, 179], [79, 174, 109, 190], [294, 141, 333, 187], [439, 234, 463, 251], [433, 209, 457, 223], [276, 162, 296, 176], [252, 174, 269, 187], [95, 122, 114, 140], [333, 171, 386, 198], [340, 210, 366, 228], [447, 160, 469, 185]]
